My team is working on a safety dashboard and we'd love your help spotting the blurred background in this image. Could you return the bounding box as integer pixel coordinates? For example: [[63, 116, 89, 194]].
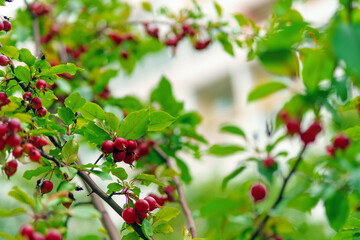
[[1, 0, 339, 239]]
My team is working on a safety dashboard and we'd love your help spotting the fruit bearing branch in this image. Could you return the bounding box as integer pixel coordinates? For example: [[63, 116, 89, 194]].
[[153, 145, 197, 238], [250, 145, 307, 240]]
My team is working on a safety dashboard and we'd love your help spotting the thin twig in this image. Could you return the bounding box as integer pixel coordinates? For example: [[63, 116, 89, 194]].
[[153, 145, 197, 238], [78, 158, 121, 240], [250, 145, 307, 240]]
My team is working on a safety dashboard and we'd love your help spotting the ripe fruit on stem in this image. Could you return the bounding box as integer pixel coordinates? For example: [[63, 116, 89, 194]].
[[286, 120, 301, 135], [113, 150, 126, 162], [144, 196, 158, 211], [262, 157, 275, 168], [122, 207, 137, 224], [6, 134, 21, 147], [0, 55, 9, 66], [126, 139, 137, 152], [250, 183, 267, 202], [62, 192, 74, 208], [300, 122, 322, 145], [8, 118, 21, 133], [46, 229, 62, 240], [32, 232, 46, 240], [124, 152, 135, 164], [36, 79, 47, 90], [333, 135, 350, 150], [29, 149, 41, 162], [114, 137, 128, 150], [101, 140, 114, 153], [5, 160, 17, 178], [20, 224, 34, 238], [36, 107, 47, 117], [23, 92, 33, 100], [41, 180, 54, 194], [23, 143, 34, 154], [134, 199, 150, 214], [0, 122, 8, 136], [31, 97, 42, 110], [12, 146, 23, 158], [0, 92, 8, 104]]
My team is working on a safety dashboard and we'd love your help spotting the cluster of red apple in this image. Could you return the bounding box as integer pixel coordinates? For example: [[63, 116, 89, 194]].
[[144, 22, 211, 51], [122, 196, 158, 224], [20, 224, 62, 240], [101, 137, 138, 165], [148, 186, 175, 206], [280, 111, 322, 145], [1, 118, 49, 178], [23, 91, 47, 117], [41, 25, 60, 44], [0, 18, 11, 32], [65, 45, 89, 60], [30, 2, 51, 17], [327, 134, 351, 156], [99, 85, 110, 99]]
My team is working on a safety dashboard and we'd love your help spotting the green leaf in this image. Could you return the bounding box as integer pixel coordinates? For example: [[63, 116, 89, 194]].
[[14, 66, 31, 83], [142, 1, 152, 12], [257, 49, 299, 76], [0, 232, 16, 240], [150, 77, 183, 116], [344, 127, 360, 141], [40, 63, 82, 75], [333, 24, 360, 80], [222, 166, 246, 190], [174, 156, 192, 184], [208, 144, 244, 156], [57, 182, 76, 192], [214, 1, 222, 16], [19, 48, 36, 66], [142, 219, 153, 239], [200, 198, 238, 217], [65, 92, 87, 112], [302, 49, 335, 92], [325, 190, 349, 231], [248, 81, 287, 102], [153, 207, 181, 223], [148, 111, 176, 131], [8, 186, 34, 208], [0, 208, 26, 218], [217, 33, 234, 56], [106, 112, 120, 132], [0, 45, 19, 59], [81, 102, 106, 121], [136, 173, 166, 187], [107, 183, 123, 194], [220, 124, 246, 138], [23, 166, 52, 180], [91, 170, 112, 180], [71, 206, 101, 218], [61, 139, 79, 164], [110, 167, 128, 180], [59, 167, 78, 180], [118, 108, 150, 140], [153, 222, 174, 234], [58, 107, 76, 125]]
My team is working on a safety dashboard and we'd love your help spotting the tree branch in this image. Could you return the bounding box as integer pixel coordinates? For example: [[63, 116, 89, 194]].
[[77, 170, 148, 240], [250, 145, 307, 240], [78, 158, 121, 240], [153, 145, 197, 238]]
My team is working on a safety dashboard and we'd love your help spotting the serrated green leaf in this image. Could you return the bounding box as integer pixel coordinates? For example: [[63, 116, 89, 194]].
[[65, 92, 87, 112], [153, 207, 181, 223], [91, 170, 112, 180], [218, 33, 234, 56], [8, 186, 34, 208], [61, 139, 79, 164], [248, 81, 287, 102], [153, 222, 174, 234], [81, 102, 106, 121], [214, 1, 222, 16], [107, 183, 123, 194], [142, 219, 153, 239], [149, 111, 176, 131], [111, 167, 128, 180], [208, 144, 244, 156], [40, 63, 82, 76], [0, 45, 19, 59], [14, 66, 31, 83], [136, 173, 166, 187], [23, 166, 52, 180], [58, 107, 76, 125], [118, 108, 150, 140], [19, 48, 36, 66], [106, 112, 120, 132], [325, 190, 349, 231]]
